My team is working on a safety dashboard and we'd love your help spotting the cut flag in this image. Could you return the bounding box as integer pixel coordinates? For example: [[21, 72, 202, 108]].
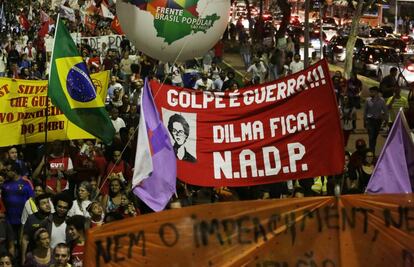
[[84, 15, 96, 32], [133, 80, 177, 212], [60, 5, 76, 22], [366, 110, 414, 194], [48, 17, 115, 144], [100, 3, 115, 19], [111, 16, 123, 35], [38, 22, 49, 38], [0, 4, 6, 28], [28, 4, 33, 21], [40, 10, 50, 23], [18, 13, 31, 31]]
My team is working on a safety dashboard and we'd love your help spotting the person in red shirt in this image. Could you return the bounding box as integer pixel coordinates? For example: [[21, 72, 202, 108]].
[[117, 193, 139, 218], [66, 215, 86, 267], [214, 39, 224, 63], [32, 140, 73, 195], [86, 201, 105, 228], [87, 49, 101, 72], [101, 149, 132, 195], [70, 140, 103, 189]]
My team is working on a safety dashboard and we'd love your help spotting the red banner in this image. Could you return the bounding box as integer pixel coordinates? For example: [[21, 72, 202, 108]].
[[150, 59, 344, 187]]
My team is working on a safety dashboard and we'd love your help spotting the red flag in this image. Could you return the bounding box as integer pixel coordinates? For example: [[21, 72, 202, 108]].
[[86, 2, 99, 15], [84, 15, 96, 32], [111, 16, 123, 35], [40, 10, 50, 23], [18, 13, 31, 31], [38, 22, 49, 38]]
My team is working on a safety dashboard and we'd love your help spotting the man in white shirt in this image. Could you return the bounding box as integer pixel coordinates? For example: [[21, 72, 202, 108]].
[[289, 53, 304, 74], [202, 50, 214, 72], [247, 58, 267, 84], [194, 72, 215, 91], [107, 75, 124, 104], [40, 193, 73, 249], [167, 63, 183, 87], [213, 71, 227, 92], [23, 41, 36, 63], [110, 108, 126, 133], [120, 50, 134, 77]]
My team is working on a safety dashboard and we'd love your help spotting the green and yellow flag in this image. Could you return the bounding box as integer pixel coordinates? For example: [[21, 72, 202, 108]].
[[48, 17, 115, 144]]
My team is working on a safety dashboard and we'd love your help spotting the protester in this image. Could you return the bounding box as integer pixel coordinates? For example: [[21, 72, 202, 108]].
[[110, 108, 126, 134], [1, 160, 34, 242], [347, 71, 362, 109], [21, 194, 52, 265], [340, 96, 357, 147], [363, 86, 388, 155], [117, 192, 139, 218], [21, 179, 52, 225], [379, 67, 398, 99], [355, 150, 376, 193], [247, 58, 267, 84], [41, 193, 73, 249], [0, 253, 14, 267], [193, 72, 215, 91], [386, 87, 409, 127], [101, 178, 124, 213], [86, 201, 105, 228], [221, 70, 240, 91], [0, 209, 15, 259], [289, 53, 304, 74], [66, 215, 86, 267], [50, 243, 71, 267], [67, 181, 92, 218], [23, 228, 53, 267]]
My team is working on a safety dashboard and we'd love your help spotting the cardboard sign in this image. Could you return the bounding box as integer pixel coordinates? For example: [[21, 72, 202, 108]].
[[84, 194, 414, 267]]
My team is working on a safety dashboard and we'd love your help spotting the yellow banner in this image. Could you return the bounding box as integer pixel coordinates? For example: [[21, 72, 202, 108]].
[[0, 71, 110, 147]]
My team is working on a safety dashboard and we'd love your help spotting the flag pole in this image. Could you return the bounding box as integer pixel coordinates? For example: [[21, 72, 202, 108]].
[[43, 14, 61, 186]]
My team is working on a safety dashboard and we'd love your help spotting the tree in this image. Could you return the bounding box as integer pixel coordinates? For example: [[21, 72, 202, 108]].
[[275, 0, 291, 41], [343, 0, 376, 79]]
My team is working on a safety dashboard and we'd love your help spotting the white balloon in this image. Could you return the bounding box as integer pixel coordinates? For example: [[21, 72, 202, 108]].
[[116, 0, 230, 62]]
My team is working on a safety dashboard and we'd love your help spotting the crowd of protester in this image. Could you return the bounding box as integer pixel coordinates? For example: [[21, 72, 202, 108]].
[[0, 1, 413, 267]]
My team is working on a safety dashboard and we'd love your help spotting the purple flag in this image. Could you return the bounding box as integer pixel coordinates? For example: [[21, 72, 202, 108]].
[[132, 80, 177, 211], [366, 110, 414, 194]]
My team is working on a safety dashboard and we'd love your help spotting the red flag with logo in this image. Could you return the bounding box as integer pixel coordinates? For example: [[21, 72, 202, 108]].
[[38, 22, 49, 38], [18, 13, 31, 31], [149, 59, 345, 187], [111, 16, 123, 35], [84, 15, 96, 32]]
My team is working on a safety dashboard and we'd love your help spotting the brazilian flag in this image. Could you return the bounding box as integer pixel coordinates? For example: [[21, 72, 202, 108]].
[[48, 17, 115, 144]]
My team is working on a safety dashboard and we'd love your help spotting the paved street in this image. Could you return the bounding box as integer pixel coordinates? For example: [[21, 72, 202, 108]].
[[222, 51, 387, 154]]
